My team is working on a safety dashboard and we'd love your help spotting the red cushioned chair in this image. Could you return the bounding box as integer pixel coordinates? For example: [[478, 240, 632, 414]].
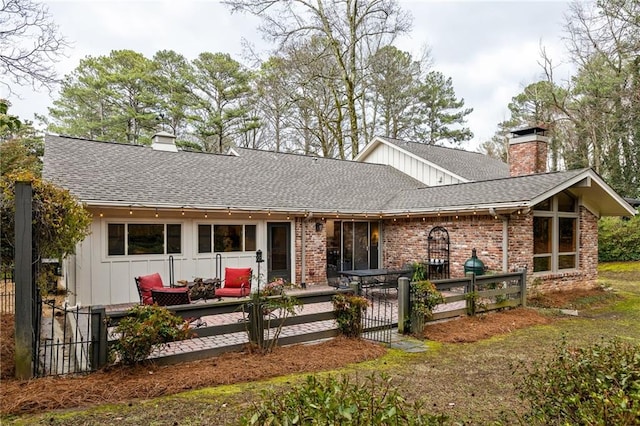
[[135, 272, 165, 305], [215, 267, 252, 298]]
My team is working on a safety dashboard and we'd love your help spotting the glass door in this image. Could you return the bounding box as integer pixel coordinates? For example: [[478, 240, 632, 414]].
[[326, 221, 380, 274], [267, 222, 290, 282]]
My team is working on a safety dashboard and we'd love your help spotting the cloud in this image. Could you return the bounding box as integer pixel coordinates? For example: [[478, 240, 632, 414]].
[[5, 0, 574, 147]]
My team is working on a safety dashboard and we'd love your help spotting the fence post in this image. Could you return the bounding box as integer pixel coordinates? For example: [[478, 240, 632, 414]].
[[397, 277, 410, 334], [519, 268, 527, 307], [465, 272, 475, 316], [91, 306, 108, 370], [14, 182, 34, 380], [248, 302, 264, 349]]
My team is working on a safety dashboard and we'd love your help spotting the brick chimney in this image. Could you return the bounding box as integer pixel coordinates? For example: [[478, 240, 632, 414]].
[[151, 131, 178, 152], [508, 126, 548, 176]]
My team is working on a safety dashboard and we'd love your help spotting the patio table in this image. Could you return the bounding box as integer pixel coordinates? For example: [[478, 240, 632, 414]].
[[338, 268, 413, 288]]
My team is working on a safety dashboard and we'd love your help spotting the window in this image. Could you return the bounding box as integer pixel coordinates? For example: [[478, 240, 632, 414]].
[[107, 223, 182, 256], [533, 192, 578, 272], [197, 224, 257, 253]]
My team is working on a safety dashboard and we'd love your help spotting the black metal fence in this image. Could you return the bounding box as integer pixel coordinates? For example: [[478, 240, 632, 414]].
[[34, 298, 104, 377], [1, 281, 15, 315], [360, 284, 396, 345]]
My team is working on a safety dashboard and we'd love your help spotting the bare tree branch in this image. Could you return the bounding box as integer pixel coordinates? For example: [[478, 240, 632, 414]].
[[0, 0, 69, 93]]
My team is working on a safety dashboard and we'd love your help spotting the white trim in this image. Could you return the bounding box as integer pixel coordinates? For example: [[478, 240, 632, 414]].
[[529, 169, 636, 217]]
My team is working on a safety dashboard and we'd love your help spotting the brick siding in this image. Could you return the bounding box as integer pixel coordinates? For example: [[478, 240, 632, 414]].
[[509, 140, 548, 176], [294, 218, 327, 286], [293, 205, 597, 294]]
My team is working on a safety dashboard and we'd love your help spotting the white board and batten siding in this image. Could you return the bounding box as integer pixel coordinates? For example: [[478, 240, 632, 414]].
[[67, 217, 276, 306], [359, 142, 465, 186]]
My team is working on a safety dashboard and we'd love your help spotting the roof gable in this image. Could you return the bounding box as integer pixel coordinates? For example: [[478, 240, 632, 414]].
[[355, 136, 510, 183]]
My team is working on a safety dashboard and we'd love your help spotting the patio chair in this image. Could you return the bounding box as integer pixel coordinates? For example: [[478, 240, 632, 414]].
[[135, 272, 167, 305], [215, 267, 252, 298]]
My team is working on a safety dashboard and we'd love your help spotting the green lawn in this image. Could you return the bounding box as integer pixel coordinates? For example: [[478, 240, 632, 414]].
[[5, 261, 640, 425]]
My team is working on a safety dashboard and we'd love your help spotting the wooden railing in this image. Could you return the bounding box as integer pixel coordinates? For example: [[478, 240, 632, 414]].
[[93, 288, 351, 367], [427, 271, 526, 321]]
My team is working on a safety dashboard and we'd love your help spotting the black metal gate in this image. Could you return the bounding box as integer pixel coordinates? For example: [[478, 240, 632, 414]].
[[360, 283, 396, 345]]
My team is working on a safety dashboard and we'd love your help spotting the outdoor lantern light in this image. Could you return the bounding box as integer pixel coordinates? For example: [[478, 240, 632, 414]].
[[315, 222, 323, 232], [256, 249, 263, 263]]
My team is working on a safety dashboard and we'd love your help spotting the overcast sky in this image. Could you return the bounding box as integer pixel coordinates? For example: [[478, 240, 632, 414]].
[[5, 0, 575, 151]]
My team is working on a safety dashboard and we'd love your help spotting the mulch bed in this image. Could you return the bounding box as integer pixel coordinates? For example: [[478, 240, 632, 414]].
[[1, 314, 14, 379], [0, 336, 385, 415], [423, 307, 552, 343], [1, 287, 607, 416]]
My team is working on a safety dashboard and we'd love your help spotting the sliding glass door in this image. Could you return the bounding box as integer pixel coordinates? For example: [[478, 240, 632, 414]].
[[326, 221, 379, 278]]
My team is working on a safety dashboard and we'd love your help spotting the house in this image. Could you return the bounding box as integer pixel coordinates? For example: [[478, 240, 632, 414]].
[[42, 127, 636, 306]]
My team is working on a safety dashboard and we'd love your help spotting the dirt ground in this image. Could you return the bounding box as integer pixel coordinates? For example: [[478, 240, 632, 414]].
[[0, 288, 604, 416]]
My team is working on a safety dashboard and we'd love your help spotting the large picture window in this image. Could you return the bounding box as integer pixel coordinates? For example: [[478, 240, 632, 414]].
[[198, 224, 257, 253], [533, 192, 578, 273], [107, 223, 182, 256]]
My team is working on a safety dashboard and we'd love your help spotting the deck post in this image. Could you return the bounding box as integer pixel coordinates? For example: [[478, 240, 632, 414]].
[[90, 306, 108, 369], [397, 277, 410, 334], [519, 268, 527, 307], [14, 182, 34, 379]]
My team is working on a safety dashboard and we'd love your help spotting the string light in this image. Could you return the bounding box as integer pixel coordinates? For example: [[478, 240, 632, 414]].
[[129, 207, 133, 215], [204, 211, 208, 219], [267, 209, 271, 216], [181, 209, 185, 216], [155, 208, 159, 218], [99, 212, 104, 217]]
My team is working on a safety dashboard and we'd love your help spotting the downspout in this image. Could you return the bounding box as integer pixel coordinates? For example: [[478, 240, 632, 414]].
[[503, 217, 509, 272], [491, 207, 509, 272], [300, 218, 306, 286]]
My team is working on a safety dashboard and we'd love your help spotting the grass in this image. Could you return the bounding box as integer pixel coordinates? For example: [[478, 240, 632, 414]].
[[5, 261, 640, 425]]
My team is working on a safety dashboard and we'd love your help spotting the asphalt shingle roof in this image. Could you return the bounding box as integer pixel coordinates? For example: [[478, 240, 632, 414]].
[[378, 137, 510, 181], [42, 134, 589, 213], [385, 169, 587, 211], [42, 135, 424, 212]]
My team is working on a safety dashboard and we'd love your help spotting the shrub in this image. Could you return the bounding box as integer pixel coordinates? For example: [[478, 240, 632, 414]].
[[244, 283, 302, 354], [598, 216, 640, 261], [332, 293, 370, 338], [410, 280, 444, 334], [111, 305, 193, 365], [516, 337, 640, 425], [242, 373, 448, 425]]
